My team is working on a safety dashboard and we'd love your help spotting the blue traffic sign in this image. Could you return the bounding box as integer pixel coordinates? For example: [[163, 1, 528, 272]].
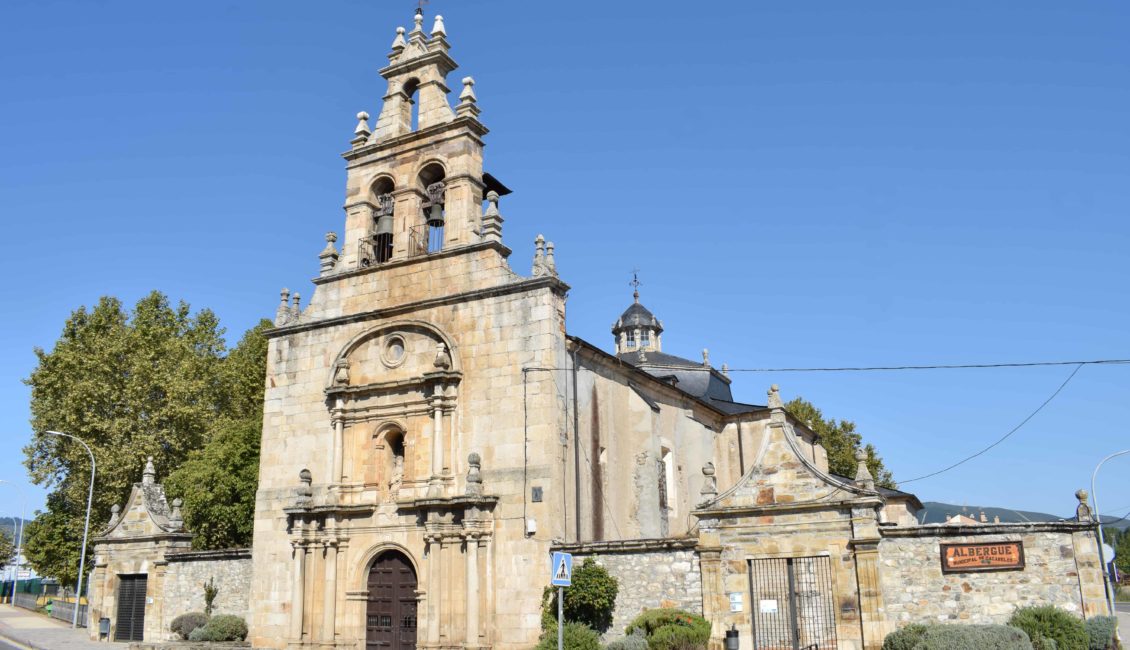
[[550, 552, 573, 587]]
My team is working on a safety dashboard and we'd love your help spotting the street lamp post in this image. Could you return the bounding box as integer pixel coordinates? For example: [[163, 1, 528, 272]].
[[45, 431, 95, 628], [0, 480, 25, 606], [1091, 448, 1130, 617]]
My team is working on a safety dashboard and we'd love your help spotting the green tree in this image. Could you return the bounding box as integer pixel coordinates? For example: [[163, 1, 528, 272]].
[[22, 293, 267, 584], [1114, 527, 1130, 575], [0, 531, 14, 572], [541, 558, 619, 634], [785, 397, 895, 488]]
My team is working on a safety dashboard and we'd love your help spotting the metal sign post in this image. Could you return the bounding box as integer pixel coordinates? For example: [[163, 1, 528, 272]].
[[550, 552, 573, 650]]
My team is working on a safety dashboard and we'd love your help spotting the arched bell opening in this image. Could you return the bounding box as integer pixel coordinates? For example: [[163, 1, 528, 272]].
[[370, 176, 396, 265], [418, 163, 446, 253], [402, 78, 421, 133], [365, 550, 418, 650]]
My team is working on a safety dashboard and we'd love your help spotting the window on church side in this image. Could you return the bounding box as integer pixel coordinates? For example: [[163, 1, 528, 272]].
[[626, 330, 636, 348], [640, 330, 650, 348]]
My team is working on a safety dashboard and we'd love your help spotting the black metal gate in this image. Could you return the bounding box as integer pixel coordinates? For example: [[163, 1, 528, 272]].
[[747, 556, 837, 650], [114, 574, 147, 642]]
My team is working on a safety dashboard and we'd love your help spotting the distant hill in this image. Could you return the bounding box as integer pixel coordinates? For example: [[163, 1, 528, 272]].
[[919, 501, 1129, 531], [0, 517, 27, 541]]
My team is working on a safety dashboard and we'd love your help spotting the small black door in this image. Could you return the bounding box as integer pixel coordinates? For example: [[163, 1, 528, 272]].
[[366, 551, 417, 650], [114, 574, 147, 642]]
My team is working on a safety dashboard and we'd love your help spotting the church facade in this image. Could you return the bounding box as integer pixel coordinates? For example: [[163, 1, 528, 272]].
[[82, 9, 1109, 650]]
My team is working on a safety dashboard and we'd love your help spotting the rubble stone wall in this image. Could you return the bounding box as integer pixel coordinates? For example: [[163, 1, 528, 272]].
[[878, 522, 1105, 627], [161, 549, 253, 639]]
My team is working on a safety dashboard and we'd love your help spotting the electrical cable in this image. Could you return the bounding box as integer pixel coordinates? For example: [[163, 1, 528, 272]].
[[722, 358, 1130, 373], [899, 363, 1084, 485]]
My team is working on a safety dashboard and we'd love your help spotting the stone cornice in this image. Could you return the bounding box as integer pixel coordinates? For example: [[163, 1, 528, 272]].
[[343, 116, 488, 164], [165, 548, 252, 563], [550, 537, 698, 555], [267, 273, 570, 339], [880, 520, 1096, 538], [378, 49, 458, 79], [311, 240, 511, 286], [693, 495, 883, 519]]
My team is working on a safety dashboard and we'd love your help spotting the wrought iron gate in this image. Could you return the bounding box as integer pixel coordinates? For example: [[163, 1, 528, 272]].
[[747, 556, 837, 650]]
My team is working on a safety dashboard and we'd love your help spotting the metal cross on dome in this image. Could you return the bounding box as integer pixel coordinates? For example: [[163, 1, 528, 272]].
[[416, 0, 429, 13], [630, 269, 642, 301]]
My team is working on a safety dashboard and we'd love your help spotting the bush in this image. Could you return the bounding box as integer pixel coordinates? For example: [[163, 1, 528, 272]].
[[1009, 606, 1088, 650], [607, 629, 650, 650], [535, 622, 602, 650], [883, 623, 1033, 650], [1084, 615, 1119, 650], [883, 623, 928, 650], [541, 558, 619, 634], [170, 611, 209, 640], [187, 614, 248, 642], [625, 609, 711, 650]]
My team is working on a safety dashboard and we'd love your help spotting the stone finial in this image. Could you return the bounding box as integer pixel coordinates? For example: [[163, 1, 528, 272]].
[[767, 384, 783, 410], [466, 452, 483, 497], [636, 346, 647, 363], [320, 232, 340, 274], [854, 448, 875, 491], [431, 14, 446, 37], [142, 456, 156, 485], [170, 498, 184, 530], [275, 288, 291, 326], [352, 111, 371, 147], [545, 241, 557, 275], [434, 342, 451, 369], [296, 468, 313, 505], [459, 77, 476, 104], [721, 363, 729, 377], [532, 234, 546, 276], [702, 349, 710, 367], [109, 504, 121, 526], [291, 292, 301, 321], [700, 462, 718, 500], [411, 9, 424, 35], [993, 515, 1000, 524], [478, 190, 503, 242], [1075, 489, 1093, 523], [391, 26, 407, 50], [979, 510, 988, 523], [332, 359, 350, 386]]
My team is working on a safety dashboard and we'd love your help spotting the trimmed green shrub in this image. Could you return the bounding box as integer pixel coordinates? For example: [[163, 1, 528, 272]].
[[535, 622, 601, 650], [607, 629, 650, 650], [170, 611, 209, 640], [540, 558, 619, 633], [1009, 606, 1088, 650], [1032, 635, 1059, 650], [1084, 615, 1119, 650], [625, 609, 711, 650], [883, 623, 928, 650], [187, 614, 248, 642], [883, 623, 1033, 650]]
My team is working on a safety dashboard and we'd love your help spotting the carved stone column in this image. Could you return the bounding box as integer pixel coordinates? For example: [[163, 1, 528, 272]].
[[331, 400, 345, 485], [428, 388, 444, 496], [465, 535, 480, 648], [322, 539, 338, 647], [427, 536, 441, 645], [290, 540, 306, 643]]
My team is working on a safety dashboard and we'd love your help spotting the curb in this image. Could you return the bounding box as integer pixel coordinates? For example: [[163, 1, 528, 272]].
[[0, 629, 44, 650]]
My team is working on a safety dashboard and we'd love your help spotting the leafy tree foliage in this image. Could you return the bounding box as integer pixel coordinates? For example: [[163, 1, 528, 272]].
[[22, 292, 269, 584], [785, 397, 896, 489], [541, 558, 619, 634], [0, 531, 14, 572], [1112, 527, 1130, 575]]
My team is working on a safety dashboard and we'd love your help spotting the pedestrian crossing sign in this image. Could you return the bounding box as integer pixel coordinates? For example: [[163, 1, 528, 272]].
[[550, 552, 573, 586]]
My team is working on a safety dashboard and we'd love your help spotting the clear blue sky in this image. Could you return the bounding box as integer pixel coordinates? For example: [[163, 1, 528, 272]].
[[1, 1, 1127, 524]]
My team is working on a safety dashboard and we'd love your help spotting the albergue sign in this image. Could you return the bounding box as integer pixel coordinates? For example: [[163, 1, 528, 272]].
[[940, 541, 1025, 573]]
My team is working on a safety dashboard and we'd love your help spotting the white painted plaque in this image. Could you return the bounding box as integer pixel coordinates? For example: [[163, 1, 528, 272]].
[[759, 599, 778, 614], [728, 592, 743, 612]]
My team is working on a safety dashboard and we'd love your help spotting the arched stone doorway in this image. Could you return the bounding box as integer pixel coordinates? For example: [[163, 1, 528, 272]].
[[366, 550, 418, 650]]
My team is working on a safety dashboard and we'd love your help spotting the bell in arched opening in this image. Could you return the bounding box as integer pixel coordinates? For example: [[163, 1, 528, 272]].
[[373, 193, 395, 263], [424, 181, 446, 252]]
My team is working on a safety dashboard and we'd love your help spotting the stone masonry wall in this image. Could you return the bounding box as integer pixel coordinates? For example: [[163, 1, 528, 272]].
[[878, 523, 1105, 627], [161, 549, 252, 640], [556, 539, 702, 639]]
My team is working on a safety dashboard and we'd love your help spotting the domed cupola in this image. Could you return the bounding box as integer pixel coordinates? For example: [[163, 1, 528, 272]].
[[612, 287, 663, 355]]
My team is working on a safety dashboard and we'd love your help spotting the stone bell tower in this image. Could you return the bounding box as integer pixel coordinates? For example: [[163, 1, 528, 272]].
[[336, 9, 506, 272], [251, 9, 570, 650]]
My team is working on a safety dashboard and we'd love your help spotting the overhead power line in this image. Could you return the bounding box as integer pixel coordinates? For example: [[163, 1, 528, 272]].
[[899, 363, 1084, 485], [725, 358, 1130, 373]]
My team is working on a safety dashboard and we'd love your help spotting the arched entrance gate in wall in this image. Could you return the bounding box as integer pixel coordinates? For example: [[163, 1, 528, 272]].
[[366, 550, 418, 650]]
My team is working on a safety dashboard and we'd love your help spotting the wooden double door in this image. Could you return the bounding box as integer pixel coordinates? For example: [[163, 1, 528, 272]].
[[366, 551, 417, 650], [114, 573, 147, 642]]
